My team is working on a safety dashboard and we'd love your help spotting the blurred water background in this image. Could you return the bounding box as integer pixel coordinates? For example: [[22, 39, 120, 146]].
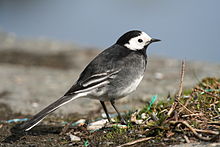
[[0, 0, 219, 63]]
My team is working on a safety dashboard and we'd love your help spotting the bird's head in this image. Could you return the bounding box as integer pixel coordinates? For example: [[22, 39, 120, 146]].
[[116, 30, 160, 50]]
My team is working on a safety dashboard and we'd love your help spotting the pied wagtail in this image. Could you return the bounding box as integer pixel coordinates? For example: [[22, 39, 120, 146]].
[[19, 30, 160, 131]]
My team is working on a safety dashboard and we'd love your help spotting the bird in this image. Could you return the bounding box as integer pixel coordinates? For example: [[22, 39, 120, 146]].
[[18, 30, 160, 131]]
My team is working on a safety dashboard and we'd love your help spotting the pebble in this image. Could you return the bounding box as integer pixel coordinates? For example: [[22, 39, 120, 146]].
[[141, 113, 147, 119], [68, 133, 81, 142], [183, 95, 190, 98], [32, 102, 39, 108], [87, 119, 108, 131], [72, 119, 86, 126], [135, 119, 143, 124], [106, 142, 114, 146], [154, 72, 164, 80]]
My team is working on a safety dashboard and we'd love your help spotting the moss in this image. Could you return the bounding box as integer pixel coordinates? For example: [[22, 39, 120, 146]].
[[183, 89, 193, 95]]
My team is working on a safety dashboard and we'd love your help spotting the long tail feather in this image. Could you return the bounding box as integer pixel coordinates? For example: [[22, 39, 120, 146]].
[[19, 94, 79, 131]]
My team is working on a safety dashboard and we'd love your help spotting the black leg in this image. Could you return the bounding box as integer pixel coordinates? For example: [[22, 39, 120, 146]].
[[100, 101, 111, 122], [110, 100, 126, 124]]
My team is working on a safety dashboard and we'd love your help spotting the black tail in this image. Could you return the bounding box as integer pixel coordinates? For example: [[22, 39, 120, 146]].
[[19, 95, 78, 131]]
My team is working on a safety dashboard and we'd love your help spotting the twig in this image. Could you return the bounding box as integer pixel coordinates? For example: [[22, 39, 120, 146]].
[[60, 120, 75, 135], [214, 79, 220, 86], [194, 128, 219, 135], [167, 102, 178, 117], [167, 102, 177, 117], [170, 121, 219, 141], [176, 99, 193, 114], [183, 135, 190, 143], [177, 60, 185, 98], [208, 121, 220, 125], [167, 60, 185, 117], [210, 101, 220, 106], [181, 113, 203, 118], [178, 95, 192, 114], [194, 87, 220, 99], [116, 137, 153, 147]]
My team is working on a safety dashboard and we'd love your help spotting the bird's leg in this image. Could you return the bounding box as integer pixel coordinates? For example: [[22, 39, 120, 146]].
[[100, 101, 111, 122], [110, 100, 126, 125]]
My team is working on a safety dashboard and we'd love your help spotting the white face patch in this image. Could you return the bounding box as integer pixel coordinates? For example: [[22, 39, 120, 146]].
[[124, 32, 152, 50]]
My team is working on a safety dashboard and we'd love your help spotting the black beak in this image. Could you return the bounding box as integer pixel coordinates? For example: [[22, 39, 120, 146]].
[[150, 38, 161, 43]]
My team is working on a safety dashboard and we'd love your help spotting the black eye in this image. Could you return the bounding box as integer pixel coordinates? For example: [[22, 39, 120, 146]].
[[138, 39, 143, 43]]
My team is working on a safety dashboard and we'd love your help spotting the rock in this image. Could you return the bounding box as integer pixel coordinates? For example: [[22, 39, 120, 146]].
[[154, 72, 164, 80], [68, 133, 81, 142], [72, 119, 86, 127], [87, 119, 108, 131], [135, 119, 143, 125], [31, 102, 39, 108], [141, 113, 147, 119]]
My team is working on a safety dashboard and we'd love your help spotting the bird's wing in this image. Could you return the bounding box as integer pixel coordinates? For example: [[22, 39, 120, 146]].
[[64, 69, 121, 96], [64, 44, 128, 96]]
